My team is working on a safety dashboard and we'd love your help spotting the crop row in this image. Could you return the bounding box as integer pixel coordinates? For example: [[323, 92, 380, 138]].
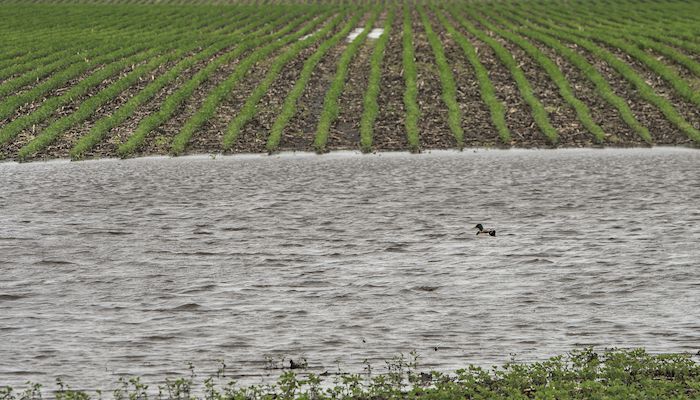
[[17, 9, 286, 160], [265, 9, 366, 152], [358, 7, 395, 152], [69, 8, 300, 159], [313, 8, 379, 153], [169, 9, 333, 155], [1, 0, 699, 162], [220, 9, 351, 150], [500, 5, 700, 142], [116, 8, 311, 157]]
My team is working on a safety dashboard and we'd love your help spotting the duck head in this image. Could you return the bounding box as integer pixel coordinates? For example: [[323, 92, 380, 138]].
[[474, 223, 484, 231]]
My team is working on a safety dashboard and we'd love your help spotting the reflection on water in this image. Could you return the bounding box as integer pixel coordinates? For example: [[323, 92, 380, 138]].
[[0, 149, 699, 390]]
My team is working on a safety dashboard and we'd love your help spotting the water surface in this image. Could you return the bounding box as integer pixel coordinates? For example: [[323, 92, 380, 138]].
[[1, 148, 699, 390]]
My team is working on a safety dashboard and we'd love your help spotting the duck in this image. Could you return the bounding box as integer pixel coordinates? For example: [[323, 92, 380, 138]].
[[475, 223, 496, 236]]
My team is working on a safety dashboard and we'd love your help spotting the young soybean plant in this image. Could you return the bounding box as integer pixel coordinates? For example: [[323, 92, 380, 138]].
[[402, 5, 420, 152], [418, 4, 464, 149], [359, 7, 395, 153], [313, 7, 380, 153]]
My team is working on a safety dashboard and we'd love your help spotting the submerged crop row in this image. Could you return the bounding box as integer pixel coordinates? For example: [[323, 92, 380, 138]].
[[0, 0, 698, 162]]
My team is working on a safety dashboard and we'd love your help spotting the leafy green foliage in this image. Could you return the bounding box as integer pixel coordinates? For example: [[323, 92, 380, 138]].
[[1, 349, 698, 399]]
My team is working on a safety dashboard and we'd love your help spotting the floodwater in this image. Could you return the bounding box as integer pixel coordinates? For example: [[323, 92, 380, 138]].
[[1, 148, 699, 391]]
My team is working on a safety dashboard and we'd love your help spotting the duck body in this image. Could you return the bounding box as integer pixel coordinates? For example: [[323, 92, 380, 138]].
[[475, 223, 496, 237]]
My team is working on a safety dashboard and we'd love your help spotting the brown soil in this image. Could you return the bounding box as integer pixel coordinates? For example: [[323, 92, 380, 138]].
[[431, 11, 499, 147], [565, 41, 690, 144], [412, 10, 457, 150], [372, 11, 407, 151]]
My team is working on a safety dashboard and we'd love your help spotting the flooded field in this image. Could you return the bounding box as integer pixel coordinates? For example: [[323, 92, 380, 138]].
[[1, 148, 699, 391]]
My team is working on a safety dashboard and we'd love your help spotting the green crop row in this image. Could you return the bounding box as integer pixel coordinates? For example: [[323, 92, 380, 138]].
[[0, 18, 220, 122], [486, 10, 652, 142], [0, 10, 254, 149], [434, 8, 510, 144], [116, 9, 303, 157], [358, 7, 395, 153], [402, 6, 420, 152], [11, 11, 272, 159], [514, 15, 700, 143], [531, 4, 700, 80], [265, 10, 366, 153], [418, 5, 464, 148], [0, 7, 197, 95], [529, 7, 700, 107], [0, 10, 241, 80], [220, 11, 349, 150], [170, 9, 328, 155], [69, 10, 282, 159], [313, 8, 379, 153], [17, 53, 181, 160], [464, 9, 606, 143], [450, 9, 559, 144]]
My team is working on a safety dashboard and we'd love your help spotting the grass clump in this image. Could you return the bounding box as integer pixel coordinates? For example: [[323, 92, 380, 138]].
[[418, 5, 464, 149], [0, 349, 697, 399], [313, 8, 379, 154], [358, 7, 395, 153], [402, 6, 420, 152], [435, 9, 510, 144]]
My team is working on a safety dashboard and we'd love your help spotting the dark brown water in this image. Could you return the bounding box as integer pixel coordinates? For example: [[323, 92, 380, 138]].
[[1, 149, 699, 391]]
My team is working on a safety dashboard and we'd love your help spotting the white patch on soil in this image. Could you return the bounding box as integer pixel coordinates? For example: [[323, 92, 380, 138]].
[[368, 28, 384, 39], [346, 27, 365, 42]]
